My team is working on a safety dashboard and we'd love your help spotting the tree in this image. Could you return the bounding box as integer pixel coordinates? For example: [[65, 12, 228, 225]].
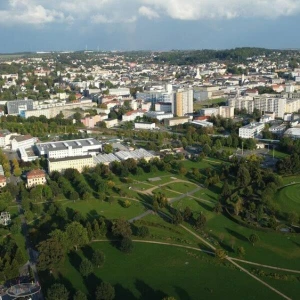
[[92, 249, 105, 268], [103, 144, 113, 154], [237, 246, 246, 257], [95, 282, 115, 300], [111, 219, 132, 238], [249, 233, 259, 246], [43, 185, 53, 201], [46, 283, 69, 300], [236, 166, 251, 188], [215, 248, 227, 260], [136, 226, 149, 238], [73, 290, 87, 300], [37, 237, 66, 271], [122, 200, 131, 208], [183, 206, 192, 221], [66, 222, 89, 251], [79, 258, 93, 277], [172, 211, 183, 225], [287, 212, 299, 225], [213, 202, 223, 214], [120, 237, 134, 253], [195, 213, 206, 230]]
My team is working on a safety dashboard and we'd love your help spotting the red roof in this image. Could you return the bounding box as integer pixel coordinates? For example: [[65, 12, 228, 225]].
[[27, 169, 46, 179], [0, 175, 6, 183]]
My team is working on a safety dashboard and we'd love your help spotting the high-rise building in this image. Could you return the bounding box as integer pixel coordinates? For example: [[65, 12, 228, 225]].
[[172, 89, 193, 117]]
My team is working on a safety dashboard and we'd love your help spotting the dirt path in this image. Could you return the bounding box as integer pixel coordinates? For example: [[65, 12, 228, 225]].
[[230, 257, 300, 274]]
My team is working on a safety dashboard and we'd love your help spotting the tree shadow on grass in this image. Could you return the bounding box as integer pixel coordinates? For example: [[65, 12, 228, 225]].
[[135, 279, 167, 300], [195, 200, 214, 212], [82, 245, 94, 260], [225, 228, 248, 242], [218, 241, 234, 253], [68, 251, 82, 271], [174, 286, 191, 300], [57, 273, 76, 296], [84, 273, 102, 296], [137, 193, 153, 206], [114, 283, 137, 300]]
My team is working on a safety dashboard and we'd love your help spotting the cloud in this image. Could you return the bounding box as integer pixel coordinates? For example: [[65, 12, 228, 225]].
[[138, 6, 159, 19], [0, 0, 68, 25], [0, 0, 300, 26], [143, 0, 300, 20], [91, 14, 137, 24]]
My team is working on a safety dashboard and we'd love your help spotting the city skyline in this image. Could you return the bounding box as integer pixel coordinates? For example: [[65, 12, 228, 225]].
[[1, 0, 300, 52]]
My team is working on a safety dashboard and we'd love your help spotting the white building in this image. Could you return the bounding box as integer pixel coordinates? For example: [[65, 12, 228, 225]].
[[239, 123, 264, 139], [134, 122, 156, 130], [11, 135, 37, 151], [36, 138, 102, 159], [228, 96, 287, 118], [122, 110, 146, 122], [109, 88, 130, 97], [145, 111, 174, 121], [190, 120, 214, 128], [48, 155, 95, 173], [0, 130, 15, 148]]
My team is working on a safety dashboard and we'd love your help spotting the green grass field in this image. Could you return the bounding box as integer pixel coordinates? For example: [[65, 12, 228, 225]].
[[62, 199, 148, 221], [48, 242, 286, 300], [275, 183, 300, 214]]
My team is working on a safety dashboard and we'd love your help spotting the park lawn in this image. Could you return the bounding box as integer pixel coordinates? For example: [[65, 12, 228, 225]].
[[182, 159, 223, 171], [274, 183, 300, 214], [280, 175, 300, 186], [135, 213, 202, 246], [153, 187, 181, 199], [192, 186, 221, 202], [163, 181, 198, 194], [62, 199, 148, 221], [168, 197, 300, 270], [52, 242, 282, 300], [272, 150, 289, 159], [240, 264, 300, 299]]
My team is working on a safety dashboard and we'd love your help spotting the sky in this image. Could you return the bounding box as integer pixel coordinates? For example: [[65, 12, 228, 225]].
[[0, 0, 300, 52]]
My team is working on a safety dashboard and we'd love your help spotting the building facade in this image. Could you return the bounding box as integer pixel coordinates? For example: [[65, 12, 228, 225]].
[[172, 89, 193, 117], [36, 138, 102, 159], [48, 155, 95, 173], [26, 169, 47, 188], [239, 123, 264, 139]]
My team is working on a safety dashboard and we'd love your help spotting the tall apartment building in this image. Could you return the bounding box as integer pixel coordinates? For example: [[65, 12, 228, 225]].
[[172, 89, 193, 117], [228, 96, 286, 118]]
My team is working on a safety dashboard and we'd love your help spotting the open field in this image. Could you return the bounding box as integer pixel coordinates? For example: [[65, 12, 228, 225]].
[[194, 98, 227, 111], [62, 199, 148, 221], [46, 242, 286, 300], [275, 183, 300, 214]]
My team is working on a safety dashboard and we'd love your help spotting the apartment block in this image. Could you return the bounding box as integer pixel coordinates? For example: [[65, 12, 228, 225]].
[[239, 123, 264, 139]]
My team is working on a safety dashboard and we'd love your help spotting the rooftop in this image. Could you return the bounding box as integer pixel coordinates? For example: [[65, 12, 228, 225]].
[[37, 138, 102, 152], [48, 155, 93, 163], [27, 169, 46, 179]]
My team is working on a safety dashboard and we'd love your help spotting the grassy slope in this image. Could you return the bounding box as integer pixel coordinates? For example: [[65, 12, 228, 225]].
[[52, 242, 282, 300]]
